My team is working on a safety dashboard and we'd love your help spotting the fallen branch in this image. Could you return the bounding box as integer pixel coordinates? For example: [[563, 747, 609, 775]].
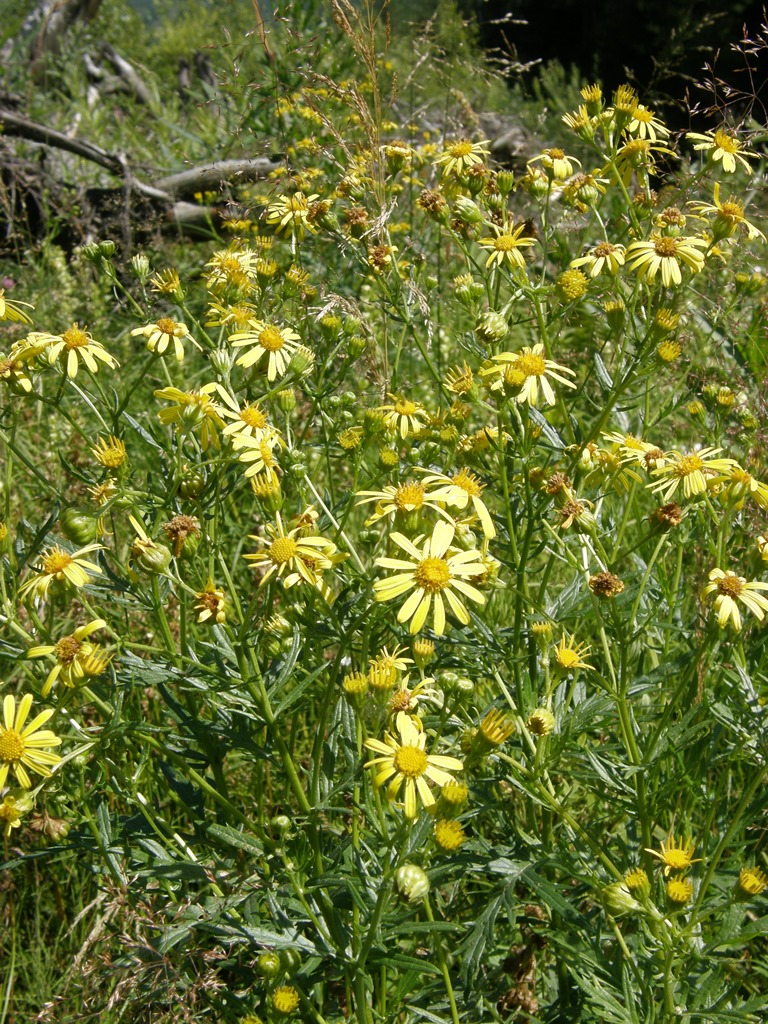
[[155, 158, 281, 197]]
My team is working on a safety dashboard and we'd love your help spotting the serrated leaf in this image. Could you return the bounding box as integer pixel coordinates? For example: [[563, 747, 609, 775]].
[[528, 406, 565, 449], [593, 351, 614, 392], [206, 823, 263, 854]]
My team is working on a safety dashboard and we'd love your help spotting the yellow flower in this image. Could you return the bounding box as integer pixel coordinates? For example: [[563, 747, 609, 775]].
[[527, 708, 556, 735], [244, 512, 341, 590], [18, 543, 103, 602], [194, 580, 227, 624], [688, 182, 765, 241], [266, 192, 319, 240], [388, 675, 438, 728], [686, 127, 757, 174], [205, 300, 259, 331], [434, 818, 466, 850], [721, 465, 768, 509], [92, 435, 127, 468], [271, 985, 300, 1015], [0, 794, 23, 836], [415, 467, 496, 539], [229, 321, 302, 382], [627, 105, 669, 141], [666, 878, 693, 904], [131, 318, 196, 361], [434, 138, 489, 178], [528, 147, 580, 180], [364, 713, 463, 818], [42, 323, 118, 378], [739, 866, 768, 897], [229, 426, 284, 478], [0, 694, 62, 789], [213, 386, 271, 440], [0, 352, 34, 393], [478, 223, 536, 270], [625, 235, 707, 287], [702, 568, 768, 631], [570, 241, 626, 277], [554, 634, 594, 673], [154, 383, 225, 450], [0, 288, 34, 324], [374, 520, 486, 635], [28, 619, 110, 696], [482, 344, 576, 407], [204, 247, 259, 291], [377, 393, 429, 439], [646, 834, 701, 876], [612, 138, 677, 185], [478, 708, 515, 746], [356, 480, 449, 526], [648, 447, 737, 501], [149, 268, 182, 295]]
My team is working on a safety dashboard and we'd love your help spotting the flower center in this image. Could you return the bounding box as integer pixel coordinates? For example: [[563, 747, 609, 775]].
[[42, 548, 73, 574], [393, 744, 428, 778], [720, 200, 743, 220], [663, 849, 692, 869], [493, 235, 518, 252], [635, 108, 653, 123], [55, 636, 82, 663], [241, 405, 267, 429], [394, 399, 417, 415], [717, 574, 744, 598], [516, 353, 547, 377], [592, 242, 617, 257], [414, 556, 451, 592], [390, 689, 413, 712], [288, 195, 308, 212], [62, 325, 89, 349], [0, 729, 25, 762], [269, 537, 298, 565], [557, 648, 581, 668], [654, 237, 678, 257], [394, 482, 425, 509], [713, 129, 739, 153], [156, 317, 181, 335], [452, 468, 481, 496], [673, 454, 703, 477], [448, 141, 473, 157], [623, 139, 650, 158], [259, 327, 285, 352]]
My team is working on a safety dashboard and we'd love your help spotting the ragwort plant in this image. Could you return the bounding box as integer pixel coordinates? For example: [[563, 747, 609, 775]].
[[2, 7, 768, 1022]]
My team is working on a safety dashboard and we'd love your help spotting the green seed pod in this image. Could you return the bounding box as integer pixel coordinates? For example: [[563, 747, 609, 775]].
[[179, 471, 205, 499], [395, 863, 430, 902], [280, 948, 302, 974], [132, 539, 172, 575]]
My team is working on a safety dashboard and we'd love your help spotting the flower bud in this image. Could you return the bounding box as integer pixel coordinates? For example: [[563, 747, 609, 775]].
[[130, 253, 151, 282], [603, 881, 641, 915], [395, 863, 430, 902], [132, 538, 173, 575], [475, 311, 508, 346], [276, 387, 296, 412], [59, 507, 100, 545], [257, 951, 283, 979]]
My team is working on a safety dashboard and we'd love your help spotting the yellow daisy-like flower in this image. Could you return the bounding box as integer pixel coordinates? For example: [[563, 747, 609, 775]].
[[570, 241, 626, 277], [686, 127, 757, 174], [601, 431, 665, 470], [229, 426, 284, 478], [0, 352, 34, 393], [528, 147, 581, 180], [646, 834, 701, 876], [194, 579, 228, 624], [356, 479, 449, 526], [0, 794, 23, 837], [271, 985, 300, 1015], [388, 675, 438, 729], [229, 321, 302, 382], [374, 520, 486, 636], [553, 634, 594, 673], [92, 435, 127, 468], [204, 247, 259, 291], [720, 465, 768, 509], [688, 182, 765, 241], [18, 543, 103, 602], [131, 318, 196, 361], [627, 105, 669, 141], [28, 619, 110, 696], [625, 234, 707, 287], [0, 288, 34, 324], [42, 323, 118, 379], [415, 467, 496, 539], [364, 713, 463, 818], [648, 447, 737, 501], [266, 192, 320, 240], [434, 138, 490, 178], [0, 694, 62, 789], [482, 343, 576, 407], [702, 568, 768, 631], [434, 818, 466, 850], [612, 138, 677, 185], [739, 866, 768, 897], [478, 223, 536, 270], [205, 300, 259, 331], [377, 393, 429, 439], [667, 878, 693, 905], [244, 512, 340, 589], [212, 386, 270, 441], [154, 383, 225, 451]]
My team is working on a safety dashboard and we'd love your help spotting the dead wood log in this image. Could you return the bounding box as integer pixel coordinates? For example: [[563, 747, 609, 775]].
[[155, 158, 281, 198]]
